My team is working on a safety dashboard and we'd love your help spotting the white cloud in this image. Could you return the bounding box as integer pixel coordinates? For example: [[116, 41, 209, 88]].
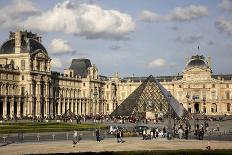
[[49, 38, 73, 54], [0, 0, 39, 30], [220, 0, 232, 12], [139, 5, 208, 22], [215, 17, 232, 36], [147, 58, 166, 68], [23, 0, 135, 40], [51, 58, 62, 68]]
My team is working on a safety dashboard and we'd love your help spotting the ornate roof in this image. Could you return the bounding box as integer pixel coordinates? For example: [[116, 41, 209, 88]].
[[185, 55, 209, 69], [0, 31, 47, 54]]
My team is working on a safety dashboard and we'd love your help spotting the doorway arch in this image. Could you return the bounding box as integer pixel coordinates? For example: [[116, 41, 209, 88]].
[[194, 103, 200, 113]]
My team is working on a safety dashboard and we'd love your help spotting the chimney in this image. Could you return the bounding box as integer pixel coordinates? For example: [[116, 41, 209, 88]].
[[15, 31, 21, 54]]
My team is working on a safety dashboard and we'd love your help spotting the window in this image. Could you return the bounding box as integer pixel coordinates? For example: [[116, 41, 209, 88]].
[[212, 84, 215, 88], [106, 104, 109, 111], [22, 75, 24, 80], [179, 85, 182, 88], [227, 103, 230, 112], [21, 87, 25, 96], [83, 83, 85, 87], [211, 103, 217, 113], [226, 92, 230, 99], [37, 61, 40, 71], [203, 84, 205, 88], [226, 84, 229, 88], [21, 60, 25, 71]]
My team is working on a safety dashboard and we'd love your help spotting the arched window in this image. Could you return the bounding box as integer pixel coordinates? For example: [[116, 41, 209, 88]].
[[227, 103, 230, 112], [211, 103, 217, 113]]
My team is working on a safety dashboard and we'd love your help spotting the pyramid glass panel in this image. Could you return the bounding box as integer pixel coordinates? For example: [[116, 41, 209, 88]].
[[111, 75, 187, 118]]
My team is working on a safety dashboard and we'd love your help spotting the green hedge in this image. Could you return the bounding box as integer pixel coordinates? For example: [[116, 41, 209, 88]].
[[0, 122, 108, 133]]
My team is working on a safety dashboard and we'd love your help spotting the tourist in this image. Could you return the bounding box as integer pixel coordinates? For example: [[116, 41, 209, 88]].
[[116, 130, 123, 143], [142, 129, 146, 140], [216, 123, 220, 132], [163, 127, 166, 138], [178, 127, 183, 139], [150, 130, 154, 139], [73, 130, 78, 147], [155, 128, 159, 138], [96, 129, 101, 142]]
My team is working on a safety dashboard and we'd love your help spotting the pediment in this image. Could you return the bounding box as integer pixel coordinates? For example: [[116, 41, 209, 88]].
[[31, 50, 50, 60]]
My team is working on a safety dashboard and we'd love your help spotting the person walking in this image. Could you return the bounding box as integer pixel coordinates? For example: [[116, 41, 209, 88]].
[[163, 127, 166, 138], [96, 129, 101, 142], [73, 130, 78, 147], [116, 130, 122, 143], [178, 127, 183, 139], [142, 129, 146, 140]]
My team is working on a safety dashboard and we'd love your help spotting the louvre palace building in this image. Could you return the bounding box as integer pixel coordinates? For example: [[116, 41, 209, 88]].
[[0, 30, 231, 119]]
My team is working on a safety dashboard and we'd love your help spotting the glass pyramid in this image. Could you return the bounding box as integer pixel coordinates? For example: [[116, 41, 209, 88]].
[[111, 75, 187, 118]]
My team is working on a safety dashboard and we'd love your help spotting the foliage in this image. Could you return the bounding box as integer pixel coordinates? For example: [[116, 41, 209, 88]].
[[0, 122, 107, 133]]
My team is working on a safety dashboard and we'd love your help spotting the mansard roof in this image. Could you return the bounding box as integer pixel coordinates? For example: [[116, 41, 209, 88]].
[[69, 59, 92, 78]]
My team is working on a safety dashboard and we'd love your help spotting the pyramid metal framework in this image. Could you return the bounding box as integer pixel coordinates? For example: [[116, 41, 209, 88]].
[[111, 75, 186, 118]]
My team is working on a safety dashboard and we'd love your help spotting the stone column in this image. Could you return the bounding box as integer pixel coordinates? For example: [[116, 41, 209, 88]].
[[45, 82, 49, 117], [3, 97, 7, 118], [17, 98, 21, 117], [71, 99, 74, 113], [58, 98, 61, 115], [78, 99, 81, 114], [10, 96, 14, 118], [36, 81, 41, 117], [75, 100, 77, 115], [67, 99, 69, 111]]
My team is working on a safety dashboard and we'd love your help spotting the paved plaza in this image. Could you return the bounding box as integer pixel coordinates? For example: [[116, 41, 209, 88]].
[[1, 137, 232, 155]]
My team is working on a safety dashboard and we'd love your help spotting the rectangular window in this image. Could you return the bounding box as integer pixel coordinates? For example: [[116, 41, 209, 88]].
[[227, 103, 230, 112], [21, 60, 25, 70], [226, 92, 230, 99], [21, 87, 25, 96], [106, 104, 109, 111]]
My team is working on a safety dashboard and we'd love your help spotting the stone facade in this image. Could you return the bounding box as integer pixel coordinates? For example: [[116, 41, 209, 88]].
[[0, 30, 231, 119], [115, 56, 232, 116]]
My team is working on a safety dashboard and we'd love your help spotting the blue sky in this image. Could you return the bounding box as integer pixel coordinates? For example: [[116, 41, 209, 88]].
[[0, 0, 232, 77]]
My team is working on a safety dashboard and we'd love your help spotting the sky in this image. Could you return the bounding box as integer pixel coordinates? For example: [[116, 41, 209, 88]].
[[0, 0, 232, 77]]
